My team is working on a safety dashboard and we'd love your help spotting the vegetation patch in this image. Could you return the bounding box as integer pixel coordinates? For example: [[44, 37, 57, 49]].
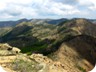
[[47, 53, 58, 61], [11, 59, 42, 72], [76, 65, 86, 72], [21, 41, 48, 54]]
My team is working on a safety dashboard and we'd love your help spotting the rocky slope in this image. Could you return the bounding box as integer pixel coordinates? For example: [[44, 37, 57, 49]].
[[0, 43, 68, 72], [54, 35, 96, 72]]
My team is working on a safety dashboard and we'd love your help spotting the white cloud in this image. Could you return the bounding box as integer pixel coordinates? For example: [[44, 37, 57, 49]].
[[0, 3, 6, 10], [88, 0, 96, 10], [78, 0, 96, 10], [0, 13, 14, 19], [0, 0, 39, 20], [89, 6, 96, 10], [31, 0, 80, 16], [1, 0, 32, 5], [0, 0, 81, 20], [78, 0, 92, 5], [47, 2, 80, 15], [0, 0, 96, 20], [89, 0, 96, 6]]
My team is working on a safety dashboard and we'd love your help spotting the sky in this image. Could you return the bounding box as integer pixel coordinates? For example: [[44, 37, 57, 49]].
[[0, 0, 96, 21]]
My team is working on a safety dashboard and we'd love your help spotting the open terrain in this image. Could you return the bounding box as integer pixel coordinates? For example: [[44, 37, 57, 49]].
[[0, 18, 96, 72]]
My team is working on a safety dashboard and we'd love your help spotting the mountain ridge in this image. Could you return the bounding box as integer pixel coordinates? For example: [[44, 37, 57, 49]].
[[0, 18, 96, 72]]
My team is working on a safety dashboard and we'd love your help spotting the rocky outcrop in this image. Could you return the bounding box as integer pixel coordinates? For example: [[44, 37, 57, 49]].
[[0, 43, 12, 50], [12, 47, 21, 54], [0, 43, 21, 56]]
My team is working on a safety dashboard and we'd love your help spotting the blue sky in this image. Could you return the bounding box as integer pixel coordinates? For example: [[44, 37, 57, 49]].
[[0, 0, 96, 21]]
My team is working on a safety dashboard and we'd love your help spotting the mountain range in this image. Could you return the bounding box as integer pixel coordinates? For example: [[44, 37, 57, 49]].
[[0, 18, 96, 72]]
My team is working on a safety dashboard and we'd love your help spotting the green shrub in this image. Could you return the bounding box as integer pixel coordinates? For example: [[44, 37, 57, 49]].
[[77, 65, 86, 72], [11, 59, 43, 72], [47, 53, 58, 61], [20, 41, 48, 54]]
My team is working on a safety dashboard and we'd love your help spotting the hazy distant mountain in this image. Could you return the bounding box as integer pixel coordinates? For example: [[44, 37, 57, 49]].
[[89, 19, 96, 24], [0, 18, 67, 28], [30, 18, 67, 25], [0, 18, 29, 28], [47, 18, 67, 24]]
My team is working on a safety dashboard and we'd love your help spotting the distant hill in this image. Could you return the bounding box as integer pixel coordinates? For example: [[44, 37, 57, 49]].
[[0, 18, 29, 28], [89, 19, 96, 24], [58, 18, 96, 38], [30, 18, 67, 25], [0, 18, 67, 28]]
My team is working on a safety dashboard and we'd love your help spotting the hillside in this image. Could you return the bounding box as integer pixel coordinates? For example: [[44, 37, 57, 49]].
[[53, 35, 96, 72], [0, 27, 12, 37], [0, 18, 96, 72], [58, 19, 96, 37], [0, 43, 68, 72]]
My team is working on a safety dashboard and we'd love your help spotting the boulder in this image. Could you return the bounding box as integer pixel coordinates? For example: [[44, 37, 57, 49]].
[[12, 47, 21, 54], [0, 43, 12, 50]]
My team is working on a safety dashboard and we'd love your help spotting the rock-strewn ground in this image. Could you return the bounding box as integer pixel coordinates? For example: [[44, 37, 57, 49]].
[[0, 43, 68, 72]]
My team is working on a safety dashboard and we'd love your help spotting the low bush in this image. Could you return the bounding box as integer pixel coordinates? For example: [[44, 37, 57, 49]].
[[11, 59, 43, 72]]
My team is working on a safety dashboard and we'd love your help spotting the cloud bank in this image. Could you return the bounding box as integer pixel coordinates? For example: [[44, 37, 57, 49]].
[[0, 0, 96, 21]]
